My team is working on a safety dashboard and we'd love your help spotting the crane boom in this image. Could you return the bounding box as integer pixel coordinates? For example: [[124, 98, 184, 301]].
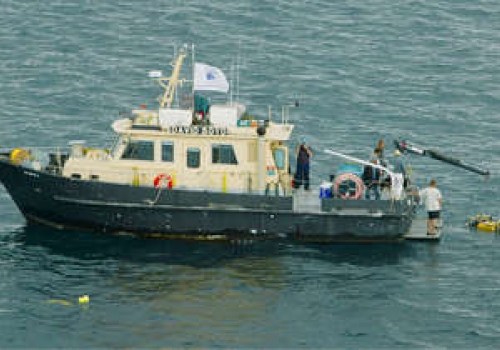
[[394, 139, 490, 176]]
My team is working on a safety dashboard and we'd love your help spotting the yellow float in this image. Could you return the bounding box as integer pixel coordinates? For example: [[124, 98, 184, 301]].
[[9, 148, 31, 165], [78, 295, 90, 304], [476, 221, 500, 232], [468, 214, 500, 232]]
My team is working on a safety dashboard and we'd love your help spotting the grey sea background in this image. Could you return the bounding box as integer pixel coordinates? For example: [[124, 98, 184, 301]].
[[2, 0, 500, 348]]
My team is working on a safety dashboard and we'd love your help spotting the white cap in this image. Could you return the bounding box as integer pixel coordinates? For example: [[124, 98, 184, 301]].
[[394, 149, 401, 156]]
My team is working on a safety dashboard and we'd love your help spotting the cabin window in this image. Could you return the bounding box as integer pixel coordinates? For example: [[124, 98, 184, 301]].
[[187, 148, 200, 168], [121, 140, 154, 161], [212, 144, 238, 165], [162, 142, 174, 162]]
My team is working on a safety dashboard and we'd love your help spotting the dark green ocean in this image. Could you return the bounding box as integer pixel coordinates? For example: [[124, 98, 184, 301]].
[[1, 0, 500, 348]]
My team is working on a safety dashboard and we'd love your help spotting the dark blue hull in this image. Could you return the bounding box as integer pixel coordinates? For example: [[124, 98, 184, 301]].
[[0, 159, 415, 242]]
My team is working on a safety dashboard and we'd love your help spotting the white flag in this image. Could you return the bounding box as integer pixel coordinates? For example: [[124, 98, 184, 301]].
[[194, 63, 229, 93]]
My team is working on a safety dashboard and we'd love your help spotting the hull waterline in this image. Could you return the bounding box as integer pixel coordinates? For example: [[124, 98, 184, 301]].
[[0, 159, 415, 243]]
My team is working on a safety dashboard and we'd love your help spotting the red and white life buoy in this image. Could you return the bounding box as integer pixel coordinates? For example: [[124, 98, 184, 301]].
[[153, 174, 172, 189], [333, 173, 364, 200]]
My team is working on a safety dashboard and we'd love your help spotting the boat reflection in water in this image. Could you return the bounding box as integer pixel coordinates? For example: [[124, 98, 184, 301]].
[[5, 223, 420, 346]]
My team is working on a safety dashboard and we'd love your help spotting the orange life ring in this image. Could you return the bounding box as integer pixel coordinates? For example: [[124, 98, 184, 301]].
[[153, 174, 172, 189], [333, 173, 364, 200]]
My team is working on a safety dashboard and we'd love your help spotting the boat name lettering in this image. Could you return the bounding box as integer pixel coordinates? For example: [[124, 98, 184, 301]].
[[169, 126, 228, 135]]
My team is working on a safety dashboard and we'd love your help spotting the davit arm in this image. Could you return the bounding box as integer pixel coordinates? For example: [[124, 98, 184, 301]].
[[393, 139, 490, 176]]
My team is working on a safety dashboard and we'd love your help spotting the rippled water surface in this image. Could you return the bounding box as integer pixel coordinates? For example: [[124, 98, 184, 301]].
[[2, 0, 500, 347]]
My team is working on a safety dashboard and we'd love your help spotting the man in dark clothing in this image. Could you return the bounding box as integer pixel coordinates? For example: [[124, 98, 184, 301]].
[[362, 160, 381, 200], [294, 137, 313, 190]]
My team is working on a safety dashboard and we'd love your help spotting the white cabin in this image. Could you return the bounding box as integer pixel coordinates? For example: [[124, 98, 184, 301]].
[[62, 48, 295, 195]]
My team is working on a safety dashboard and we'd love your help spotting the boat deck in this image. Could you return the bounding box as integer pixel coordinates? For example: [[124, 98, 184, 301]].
[[405, 218, 442, 241], [292, 190, 322, 213]]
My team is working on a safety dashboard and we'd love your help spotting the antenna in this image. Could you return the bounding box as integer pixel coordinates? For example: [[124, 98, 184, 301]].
[[281, 100, 299, 124], [230, 58, 234, 105], [191, 43, 195, 112], [236, 41, 241, 102]]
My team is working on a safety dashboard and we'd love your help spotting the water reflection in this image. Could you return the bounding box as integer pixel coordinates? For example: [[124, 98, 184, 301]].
[[2, 225, 288, 346], [14, 224, 281, 266], [13, 224, 415, 267], [10, 224, 419, 300], [3, 224, 439, 347], [294, 243, 413, 266]]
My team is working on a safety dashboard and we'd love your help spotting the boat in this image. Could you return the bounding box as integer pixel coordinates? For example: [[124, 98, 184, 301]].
[[0, 46, 418, 243]]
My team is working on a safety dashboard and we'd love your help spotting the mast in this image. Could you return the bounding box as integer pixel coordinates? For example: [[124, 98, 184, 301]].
[[158, 47, 187, 108], [229, 58, 234, 105], [236, 45, 240, 103]]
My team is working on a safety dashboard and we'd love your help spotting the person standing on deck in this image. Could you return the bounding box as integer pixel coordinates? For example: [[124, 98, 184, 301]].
[[370, 139, 387, 167], [392, 149, 406, 176], [419, 179, 443, 236], [294, 137, 313, 191], [362, 159, 381, 200], [391, 149, 407, 196], [376, 138, 386, 158]]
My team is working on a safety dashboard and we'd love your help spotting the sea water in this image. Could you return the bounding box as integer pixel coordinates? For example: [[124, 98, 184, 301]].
[[1, 0, 500, 347]]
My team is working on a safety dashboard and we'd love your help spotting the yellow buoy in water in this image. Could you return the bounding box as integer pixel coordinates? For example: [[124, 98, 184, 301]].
[[477, 221, 499, 232], [78, 295, 90, 304]]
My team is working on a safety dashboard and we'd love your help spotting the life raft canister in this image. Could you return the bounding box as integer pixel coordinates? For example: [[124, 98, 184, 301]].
[[153, 174, 173, 189]]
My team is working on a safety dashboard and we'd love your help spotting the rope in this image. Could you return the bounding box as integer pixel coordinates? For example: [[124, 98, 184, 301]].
[[151, 185, 164, 205]]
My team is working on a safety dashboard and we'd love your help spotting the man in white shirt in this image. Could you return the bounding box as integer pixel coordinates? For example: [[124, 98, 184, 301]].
[[419, 179, 442, 235]]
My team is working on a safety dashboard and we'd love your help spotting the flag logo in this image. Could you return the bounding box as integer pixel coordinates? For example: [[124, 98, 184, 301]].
[[206, 71, 216, 80], [194, 63, 229, 93]]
